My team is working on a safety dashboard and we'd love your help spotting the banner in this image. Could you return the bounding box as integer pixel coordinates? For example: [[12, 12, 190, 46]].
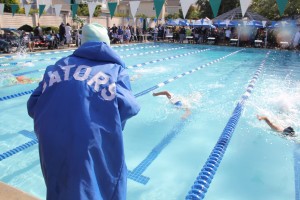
[[209, 0, 222, 17], [240, 0, 252, 17], [24, 4, 31, 16], [53, 4, 62, 17], [39, 4, 46, 17], [276, 0, 288, 15], [153, 0, 165, 18], [0, 3, 4, 15], [129, 1, 140, 18], [262, 20, 267, 28], [11, 4, 18, 16], [88, 2, 97, 19], [71, 4, 78, 18], [180, 0, 196, 19], [108, 2, 117, 19]]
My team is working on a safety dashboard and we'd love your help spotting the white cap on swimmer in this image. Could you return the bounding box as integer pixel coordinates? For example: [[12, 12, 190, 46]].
[[81, 23, 110, 46]]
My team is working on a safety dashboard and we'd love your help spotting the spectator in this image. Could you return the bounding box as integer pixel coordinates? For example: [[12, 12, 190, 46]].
[[59, 22, 66, 45], [65, 23, 72, 47]]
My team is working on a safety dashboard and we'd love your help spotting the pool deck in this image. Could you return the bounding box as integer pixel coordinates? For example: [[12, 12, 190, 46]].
[[0, 181, 39, 200]]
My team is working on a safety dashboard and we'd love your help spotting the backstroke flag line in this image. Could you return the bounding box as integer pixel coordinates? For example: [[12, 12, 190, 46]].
[[153, 0, 165, 19], [240, 0, 252, 17], [24, 4, 31, 16], [0, 4, 4, 15], [129, 1, 140, 18], [276, 0, 288, 15], [54, 4, 62, 17], [108, 2, 117, 19], [209, 0, 222, 17], [180, 0, 197, 19], [88, 2, 97, 19]]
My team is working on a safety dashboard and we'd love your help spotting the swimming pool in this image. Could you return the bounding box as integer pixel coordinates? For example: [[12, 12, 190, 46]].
[[0, 43, 299, 200]]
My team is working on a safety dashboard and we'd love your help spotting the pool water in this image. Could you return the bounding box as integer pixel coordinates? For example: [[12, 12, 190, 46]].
[[0, 43, 299, 200]]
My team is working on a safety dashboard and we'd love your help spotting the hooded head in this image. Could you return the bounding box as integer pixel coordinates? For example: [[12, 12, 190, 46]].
[[81, 23, 110, 46]]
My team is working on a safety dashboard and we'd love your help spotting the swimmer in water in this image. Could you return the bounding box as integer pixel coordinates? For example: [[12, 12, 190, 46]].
[[153, 91, 191, 119], [257, 115, 296, 137], [0, 74, 36, 87]]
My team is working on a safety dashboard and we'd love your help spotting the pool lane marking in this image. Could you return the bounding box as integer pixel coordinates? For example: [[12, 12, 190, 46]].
[[127, 49, 245, 184], [12, 48, 209, 76], [0, 48, 242, 102], [0, 49, 245, 183], [185, 51, 270, 200], [0, 43, 145, 60], [134, 48, 245, 98], [127, 48, 211, 69], [128, 119, 188, 184], [0, 45, 156, 67], [114, 45, 160, 52], [120, 47, 184, 58]]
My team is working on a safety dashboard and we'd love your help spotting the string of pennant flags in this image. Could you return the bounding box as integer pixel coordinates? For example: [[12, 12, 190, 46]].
[[0, 0, 291, 19]]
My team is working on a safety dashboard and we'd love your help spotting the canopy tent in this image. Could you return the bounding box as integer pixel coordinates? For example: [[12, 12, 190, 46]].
[[213, 20, 238, 28], [165, 19, 190, 26], [213, 7, 269, 22], [193, 19, 216, 28]]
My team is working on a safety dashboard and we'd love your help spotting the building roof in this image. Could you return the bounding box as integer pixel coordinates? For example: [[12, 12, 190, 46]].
[[213, 7, 269, 21]]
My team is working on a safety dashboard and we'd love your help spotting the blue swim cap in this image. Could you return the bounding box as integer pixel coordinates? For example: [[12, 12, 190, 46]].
[[174, 101, 182, 107]]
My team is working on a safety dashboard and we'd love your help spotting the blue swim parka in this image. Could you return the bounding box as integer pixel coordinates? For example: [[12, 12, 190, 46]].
[[27, 42, 140, 200]]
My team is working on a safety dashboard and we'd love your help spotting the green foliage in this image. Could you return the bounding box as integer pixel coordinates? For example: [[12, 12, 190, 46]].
[[251, 0, 300, 20], [73, 16, 86, 26], [196, 0, 239, 18], [77, 4, 102, 17], [0, 0, 20, 13], [165, 13, 181, 20], [18, 7, 42, 15], [114, 13, 129, 17], [185, 6, 200, 19], [136, 13, 148, 18]]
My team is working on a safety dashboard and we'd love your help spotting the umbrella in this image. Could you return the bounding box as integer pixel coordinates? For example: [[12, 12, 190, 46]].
[[18, 24, 33, 32], [213, 20, 238, 28]]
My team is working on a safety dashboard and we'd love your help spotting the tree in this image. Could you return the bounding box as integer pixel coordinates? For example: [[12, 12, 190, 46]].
[[185, 5, 200, 19], [196, 0, 239, 18], [251, 0, 300, 20], [77, 4, 102, 17], [0, 0, 20, 13]]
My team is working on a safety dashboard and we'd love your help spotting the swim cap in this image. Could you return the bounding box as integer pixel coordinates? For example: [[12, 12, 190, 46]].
[[174, 101, 183, 107], [81, 23, 110, 46]]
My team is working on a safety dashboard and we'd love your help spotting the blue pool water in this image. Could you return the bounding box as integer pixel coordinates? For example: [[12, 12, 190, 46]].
[[0, 43, 299, 200]]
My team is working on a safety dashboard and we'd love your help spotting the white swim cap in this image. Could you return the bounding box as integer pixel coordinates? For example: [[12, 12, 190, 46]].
[[81, 23, 110, 46]]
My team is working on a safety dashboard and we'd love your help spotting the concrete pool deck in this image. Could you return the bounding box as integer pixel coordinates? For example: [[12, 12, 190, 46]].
[[0, 182, 39, 200]]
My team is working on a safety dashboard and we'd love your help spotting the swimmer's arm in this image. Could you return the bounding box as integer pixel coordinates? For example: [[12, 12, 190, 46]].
[[27, 80, 44, 118], [153, 91, 172, 99]]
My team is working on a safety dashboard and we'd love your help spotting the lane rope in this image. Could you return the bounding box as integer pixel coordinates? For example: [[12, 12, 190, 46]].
[[185, 51, 270, 200]]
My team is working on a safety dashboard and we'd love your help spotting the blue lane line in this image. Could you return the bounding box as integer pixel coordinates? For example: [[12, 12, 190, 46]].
[[0, 89, 35, 101], [120, 47, 185, 58], [127, 48, 210, 69], [0, 57, 62, 67], [114, 45, 159, 52], [0, 43, 142, 60], [0, 139, 38, 161], [0, 48, 244, 102], [185, 51, 270, 200], [128, 119, 188, 184], [134, 49, 244, 97]]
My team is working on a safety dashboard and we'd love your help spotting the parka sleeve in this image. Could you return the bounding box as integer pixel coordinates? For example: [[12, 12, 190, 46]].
[[116, 68, 140, 130], [27, 80, 44, 119]]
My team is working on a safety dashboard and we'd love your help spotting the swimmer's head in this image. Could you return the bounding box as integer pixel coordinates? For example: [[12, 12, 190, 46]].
[[283, 127, 296, 137], [81, 23, 110, 46]]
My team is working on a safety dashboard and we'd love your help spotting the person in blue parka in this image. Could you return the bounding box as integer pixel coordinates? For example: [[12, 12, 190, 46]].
[[27, 23, 140, 200]]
